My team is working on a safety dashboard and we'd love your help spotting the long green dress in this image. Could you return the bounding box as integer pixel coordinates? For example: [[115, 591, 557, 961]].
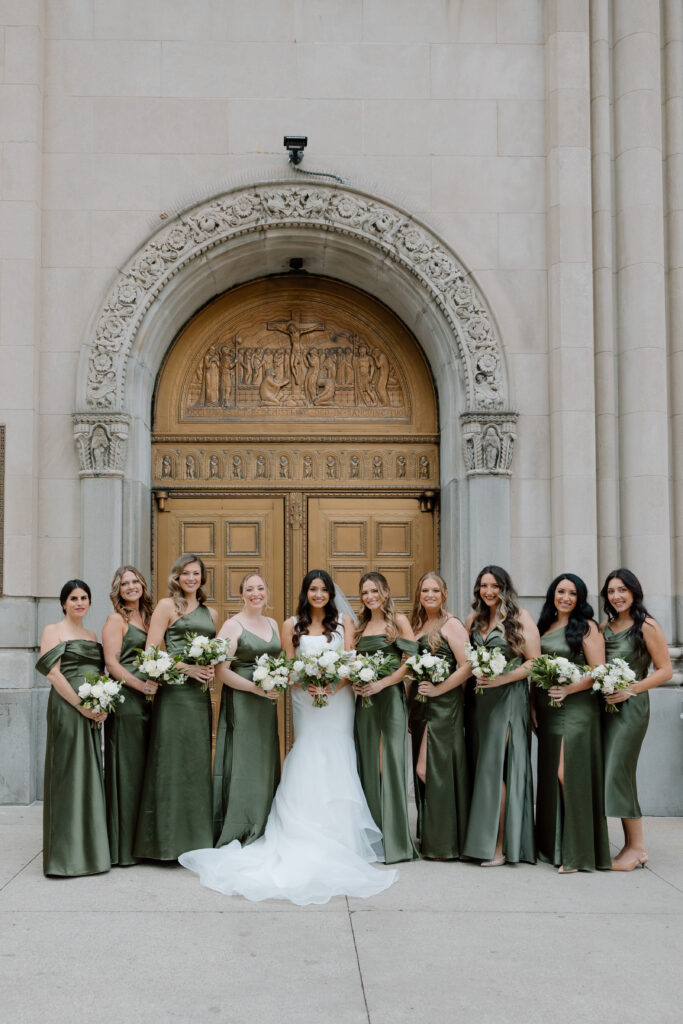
[[104, 623, 152, 867], [213, 624, 281, 848], [535, 627, 611, 870], [463, 627, 535, 863], [36, 640, 111, 877], [354, 634, 419, 863], [409, 628, 469, 859], [601, 626, 652, 819], [134, 605, 215, 860]]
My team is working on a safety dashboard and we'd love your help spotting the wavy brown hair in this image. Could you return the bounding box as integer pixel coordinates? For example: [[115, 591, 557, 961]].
[[168, 553, 208, 614], [354, 572, 400, 646], [470, 565, 525, 658], [410, 572, 451, 652], [109, 565, 153, 627]]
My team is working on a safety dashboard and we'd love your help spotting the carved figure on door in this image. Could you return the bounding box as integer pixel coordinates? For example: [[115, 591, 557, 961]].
[[219, 341, 237, 408], [303, 455, 313, 479], [373, 348, 390, 406], [231, 455, 244, 479], [396, 455, 407, 479], [356, 344, 377, 406], [186, 455, 197, 479], [349, 455, 360, 479], [208, 454, 220, 478], [255, 454, 267, 479], [161, 454, 173, 479], [279, 455, 290, 480], [326, 455, 338, 479]]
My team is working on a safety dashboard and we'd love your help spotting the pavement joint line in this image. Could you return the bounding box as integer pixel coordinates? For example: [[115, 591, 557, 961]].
[[0, 851, 41, 894], [2, 908, 682, 916], [346, 900, 372, 1024]]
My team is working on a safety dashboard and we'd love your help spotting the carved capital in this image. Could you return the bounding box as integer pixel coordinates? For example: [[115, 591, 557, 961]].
[[460, 413, 518, 477], [73, 413, 130, 478]]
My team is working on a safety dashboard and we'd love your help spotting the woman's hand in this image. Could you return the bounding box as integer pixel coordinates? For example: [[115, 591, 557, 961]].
[[474, 673, 510, 689], [605, 687, 634, 704], [354, 678, 385, 699], [139, 679, 159, 698], [547, 684, 569, 704], [180, 663, 214, 685], [256, 685, 280, 701], [79, 706, 107, 724], [417, 680, 440, 699]]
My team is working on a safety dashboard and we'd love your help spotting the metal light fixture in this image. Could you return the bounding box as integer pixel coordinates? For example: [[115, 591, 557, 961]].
[[283, 136, 308, 166]]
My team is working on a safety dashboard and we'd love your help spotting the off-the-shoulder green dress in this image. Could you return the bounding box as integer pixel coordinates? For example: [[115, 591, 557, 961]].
[[601, 626, 652, 818], [213, 624, 281, 848], [134, 605, 214, 859], [535, 627, 610, 870], [36, 640, 111, 877], [354, 633, 419, 863], [409, 628, 469, 859], [104, 623, 151, 867]]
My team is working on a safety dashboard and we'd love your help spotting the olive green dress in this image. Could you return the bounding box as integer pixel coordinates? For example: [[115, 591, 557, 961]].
[[134, 605, 215, 860], [535, 627, 611, 871], [104, 623, 152, 867], [354, 634, 419, 863], [409, 629, 469, 859], [36, 640, 111, 877], [601, 626, 652, 819], [463, 627, 535, 864], [213, 624, 281, 848]]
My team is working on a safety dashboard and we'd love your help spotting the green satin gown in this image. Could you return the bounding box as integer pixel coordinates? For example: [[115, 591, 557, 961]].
[[409, 629, 469, 859], [535, 627, 611, 870], [354, 634, 418, 863], [104, 623, 152, 867], [601, 626, 652, 819], [463, 627, 535, 864], [36, 640, 111, 877], [134, 605, 215, 860], [213, 624, 281, 848]]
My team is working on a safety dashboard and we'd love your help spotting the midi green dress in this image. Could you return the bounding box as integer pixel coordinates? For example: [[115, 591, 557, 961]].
[[213, 624, 281, 848], [36, 640, 111, 877], [409, 629, 469, 859], [134, 605, 215, 860], [104, 623, 152, 867], [601, 626, 652, 819], [354, 634, 419, 863], [463, 627, 535, 864], [535, 627, 611, 871]]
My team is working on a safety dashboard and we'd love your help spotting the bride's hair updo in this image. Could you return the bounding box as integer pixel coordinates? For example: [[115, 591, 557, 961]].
[[354, 572, 399, 646], [293, 569, 339, 649]]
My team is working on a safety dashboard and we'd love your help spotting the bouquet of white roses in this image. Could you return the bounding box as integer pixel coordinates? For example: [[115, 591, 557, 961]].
[[529, 654, 584, 708], [591, 657, 636, 713], [252, 651, 292, 697], [134, 644, 186, 699], [292, 647, 351, 708], [345, 650, 397, 709], [465, 642, 519, 696], [180, 632, 232, 691], [78, 670, 125, 728], [405, 650, 451, 703]]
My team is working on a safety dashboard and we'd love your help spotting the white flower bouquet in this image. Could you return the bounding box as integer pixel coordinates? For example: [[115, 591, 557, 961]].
[[529, 654, 584, 708], [405, 650, 451, 703], [78, 670, 125, 728], [181, 632, 232, 691], [292, 647, 350, 708], [345, 650, 397, 709], [465, 642, 519, 695], [134, 644, 186, 699], [591, 657, 636, 713], [252, 651, 292, 697]]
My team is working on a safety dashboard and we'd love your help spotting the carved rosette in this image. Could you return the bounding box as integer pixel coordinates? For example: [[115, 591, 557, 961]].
[[73, 414, 130, 478], [460, 414, 517, 477], [83, 182, 507, 414]]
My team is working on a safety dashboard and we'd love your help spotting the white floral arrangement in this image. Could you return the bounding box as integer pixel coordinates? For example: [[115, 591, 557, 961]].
[[292, 647, 351, 708], [181, 632, 232, 691], [405, 650, 451, 703], [252, 651, 292, 696], [529, 654, 584, 708], [591, 657, 636, 713], [465, 642, 516, 695], [78, 671, 125, 728], [134, 644, 186, 699], [345, 650, 397, 708]]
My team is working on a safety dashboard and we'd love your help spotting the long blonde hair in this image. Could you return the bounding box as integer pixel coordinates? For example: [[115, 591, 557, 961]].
[[168, 553, 208, 614], [410, 571, 450, 652], [110, 565, 153, 627], [470, 565, 525, 657], [354, 572, 400, 645]]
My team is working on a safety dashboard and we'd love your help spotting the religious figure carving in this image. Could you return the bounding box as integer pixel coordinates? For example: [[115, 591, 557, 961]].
[[418, 456, 430, 480], [208, 454, 220, 478], [279, 455, 290, 479], [267, 313, 325, 405], [373, 348, 390, 406], [186, 454, 197, 479], [198, 346, 220, 406], [302, 455, 313, 479], [349, 455, 360, 479], [372, 455, 383, 479], [91, 426, 110, 471], [255, 454, 267, 478], [259, 366, 289, 406], [396, 455, 406, 479], [356, 344, 377, 406], [304, 349, 321, 404], [219, 341, 237, 407], [231, 454, 243, 479], [325, 455, 338, 480], [483, 426, 501, 471], [161, 454, 173, 479]]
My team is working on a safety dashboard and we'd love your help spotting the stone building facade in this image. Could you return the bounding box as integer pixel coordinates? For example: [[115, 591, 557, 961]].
[[0, 1, 681, 809]]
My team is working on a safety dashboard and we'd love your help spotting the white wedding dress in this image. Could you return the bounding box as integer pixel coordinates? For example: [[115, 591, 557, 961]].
[[179, 628, 398, 905]]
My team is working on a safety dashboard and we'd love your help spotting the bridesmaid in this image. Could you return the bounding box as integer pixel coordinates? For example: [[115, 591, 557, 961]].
[[36, 579, 110, 876], [213, 573, 281, 847], [535, 574, 611, 872], [102, 565, 155, 867], [600, 569, 672, 870], [463, 565, 540, 866], [134, 553, 217, 860], [409, 572, 470, 860], [353, 571, 419, 863]]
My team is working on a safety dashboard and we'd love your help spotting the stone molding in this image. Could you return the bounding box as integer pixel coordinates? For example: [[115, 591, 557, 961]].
[[460, 413, 518, 477], [73, 414, 130, 478]]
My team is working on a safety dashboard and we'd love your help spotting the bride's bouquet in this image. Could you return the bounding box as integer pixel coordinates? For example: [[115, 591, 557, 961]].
[[345, 650, 397, 709], [134, 644, 186, 700], [529, 654, 584, 708], [591, 658, 636, 713], [252, 651, 292, 697], [78, 671, 125, 728], [292, 648, 351, 708], [180, 632, 232, 692], [405, 650, 451, 703], [465, 642, 520, 695]]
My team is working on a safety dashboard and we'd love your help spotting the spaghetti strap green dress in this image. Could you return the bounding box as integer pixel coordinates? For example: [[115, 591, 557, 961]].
[[134, 605, 215, 860], [463, 627, 535, 864], [36, 640, 111, 877], [354, 634, 419, 863], [409, 628, 469, 859], [104, 623, 151, 867], [535, 627, 611, 871], [601, 626, 652, 819], [213, 624, 281, 848]]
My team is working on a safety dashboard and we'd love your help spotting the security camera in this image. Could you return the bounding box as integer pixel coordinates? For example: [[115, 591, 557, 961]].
[[283, 136, 308, 165]]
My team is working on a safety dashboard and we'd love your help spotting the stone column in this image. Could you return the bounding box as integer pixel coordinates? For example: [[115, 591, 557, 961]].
[[460, 414, 516, 583]]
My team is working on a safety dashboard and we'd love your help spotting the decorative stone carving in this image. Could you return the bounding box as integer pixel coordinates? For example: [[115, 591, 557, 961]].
[[460, 414, 518, 477], [73, 414, 130, 477]]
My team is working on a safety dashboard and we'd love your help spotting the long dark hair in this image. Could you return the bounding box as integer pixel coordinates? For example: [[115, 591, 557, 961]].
[[601, 568, 650, 659], [60, 579, 91, 613], [537, 573, 594, 660], [293, 569, 339, 649], [470, 565, 525, 657]]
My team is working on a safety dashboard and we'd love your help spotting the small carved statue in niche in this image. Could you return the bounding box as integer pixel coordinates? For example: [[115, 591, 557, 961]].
[[208, 454, 220, 478], [91, 425, 110, 471], [373, 348, 390, 406], [326, 455, 338, 480], [356, 344, 377, 406], [464, 436, 476, 472], [349, 454, 360, 479], [231, 454, 244, 479], [218, 341, 237, 407], [372, 455, 384, 479], [483, 426, 501, 472], [255, 454, 267, 479], [302, 455, 313, 479], [279, 455, 290, 479], [186, 454, 197, 479], [161, 454, 173, 479], [396, 455, 407, 479], [418, 456, 430, 480]]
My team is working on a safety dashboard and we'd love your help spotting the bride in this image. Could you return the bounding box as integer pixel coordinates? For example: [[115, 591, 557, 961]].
[[179, 569, 398, 904]]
